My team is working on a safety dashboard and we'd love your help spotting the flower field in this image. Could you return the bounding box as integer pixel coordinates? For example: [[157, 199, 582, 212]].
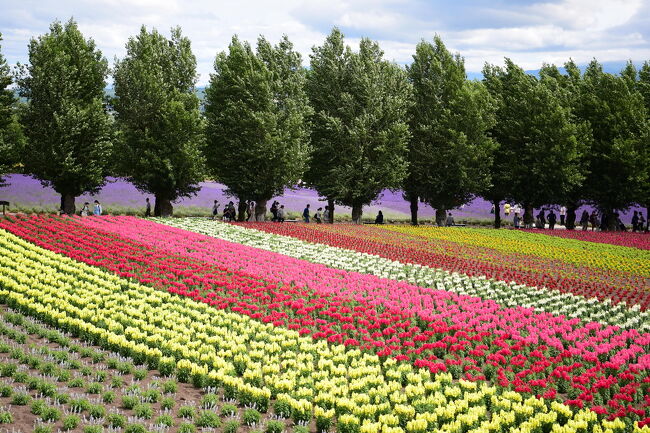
[[0, 216, 648, 432]]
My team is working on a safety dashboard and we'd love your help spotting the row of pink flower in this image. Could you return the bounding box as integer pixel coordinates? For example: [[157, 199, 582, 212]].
[[5, 215, 648, 420]]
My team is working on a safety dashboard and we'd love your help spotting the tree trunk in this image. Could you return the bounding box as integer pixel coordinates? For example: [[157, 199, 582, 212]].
[[493, 200, 501, 229], [605, 209, 617, 231], [237, 201, 247, 222], [351, 204, 363, 224], [646, 206, 649, 232], [328, 198, 335, 224], [154, 195, 173, 217], [435, 208, 446, 227], [255, 199, 267, 221], [523, 203, 534, 228], [62, 194, 76, 216], [410, 196, 419, 226], [566, 205, 577, 230]]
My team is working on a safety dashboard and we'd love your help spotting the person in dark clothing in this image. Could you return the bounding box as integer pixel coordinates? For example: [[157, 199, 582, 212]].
[[145, 198, 151, 217], [537, 210, 546, 229], [589, 210, 598, 231], [303, 204, 310, 223], [270, 201, 278, 222], [632, 211, 639, 232], [547, 210, 557, 230], [375, 211, 384, 224], [580, 210, 589, 231]]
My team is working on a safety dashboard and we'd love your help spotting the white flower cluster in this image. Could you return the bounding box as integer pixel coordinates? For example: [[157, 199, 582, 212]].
[[160, 219, 650, 333]]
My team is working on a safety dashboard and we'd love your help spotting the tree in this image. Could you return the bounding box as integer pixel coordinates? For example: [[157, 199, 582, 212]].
[[538, 60, 591, 230], [406, 37, 495, 226], [0, 32, 24, 187], [482, 59, 583, 227], [204, 35, 311, 221], [112, 26, 204, 217], [573, 60, 648, 230], [15, 20, 112, 214], [306, 29, 411, 223], [638, 61, 650, 230]]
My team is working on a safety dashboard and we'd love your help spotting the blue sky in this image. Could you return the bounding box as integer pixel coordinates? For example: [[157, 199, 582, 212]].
[[1, 0, 649, 85]]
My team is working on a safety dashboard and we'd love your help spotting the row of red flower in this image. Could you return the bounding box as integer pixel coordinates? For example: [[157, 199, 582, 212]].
[[242, 222, 650, 310], [524, 229, 650, 251], [1, 215, 649, 422]]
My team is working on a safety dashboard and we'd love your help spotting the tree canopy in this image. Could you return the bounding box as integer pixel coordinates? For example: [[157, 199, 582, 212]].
[[112, 26, 205, 216], [204, 35, 312, 220], [15, 19, 113, 214], [306, 29, 411, 223], [483, 59, 584, 226], [0, 32, 24, 187], [406, 36, 495, 226]]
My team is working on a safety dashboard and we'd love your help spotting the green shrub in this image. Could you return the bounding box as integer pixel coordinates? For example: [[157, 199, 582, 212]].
[[141, 388, 161, 403], [106, 413, 127, 428], [62, 414, 80, 431], [111, 375, 124, 388], [86, 381, 103, 394], [57, 369, 71, 382], [178, 422, 197, 433], [221, 403, 238, 417], [178, 405, 196, 419], [266, 420, 285, 433], [31, 399, 47, 415], [54, 392, 70, 404], [102, 390, 116, 403], [40, 407, 62, 422], [68, 359, 82, 369], [196, 410, 221, 428], [88, 404, 106, 419], [0, 384, 12, 397], [80, 366, 93, 376], [243, 409, 261, 426], [121, 395, 139, 410], [12, 371, 28, 383], [0, 363, 16, 377], [124, 424, 147, 433], [162, 379, 177, 394], [133, 368, 147, 380], [161, 396, 175, 410], [0, 409, 12, 424], [156, 414, 174, 427], [95, 370, 107, 382], [70, 398, 91, 413], [91, 352, 105, 363], [68, 377, 85, 388], [79, 347, 94, 358], [200, 393, 219, 408], [224, 419, 240, 433], [294, 426, 309, 433], [83, 426, 103, 433], [117, 361, 134, 374], [33, 425, 53, 433], [134, 403, 153, 419]]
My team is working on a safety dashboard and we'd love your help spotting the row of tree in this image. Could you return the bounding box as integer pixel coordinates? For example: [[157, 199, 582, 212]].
[[0, 20, 648, 229]]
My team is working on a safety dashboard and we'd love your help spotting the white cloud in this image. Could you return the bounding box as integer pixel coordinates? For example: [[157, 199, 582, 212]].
[[0, 0, 648, 84]]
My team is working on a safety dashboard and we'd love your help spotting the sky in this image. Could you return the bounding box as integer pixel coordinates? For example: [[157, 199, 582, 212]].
[[1, 0, 649, 85]]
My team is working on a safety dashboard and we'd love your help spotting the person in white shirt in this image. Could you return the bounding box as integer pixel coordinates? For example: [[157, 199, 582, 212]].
[[559, 206, 567, 226]]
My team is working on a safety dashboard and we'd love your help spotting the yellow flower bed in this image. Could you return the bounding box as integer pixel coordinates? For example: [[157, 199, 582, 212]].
[[0, 228, 647, 433]]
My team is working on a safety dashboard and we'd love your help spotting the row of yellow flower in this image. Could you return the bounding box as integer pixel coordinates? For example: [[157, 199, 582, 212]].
[[0, 228, 646, 433], [380, 226, 650, 277]]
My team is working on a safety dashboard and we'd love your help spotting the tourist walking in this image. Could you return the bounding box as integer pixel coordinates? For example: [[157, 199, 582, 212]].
[[559, 206, 566, 226], [145, 198, 151, 217], [93, 200, 102, 216], [375, 210, 384, 224], [632, 211, 639, 232], [303, 204, 310, 223], [547, 210, 557, 230], [537, 209, 546, 229], [80, 202, 90, 217]]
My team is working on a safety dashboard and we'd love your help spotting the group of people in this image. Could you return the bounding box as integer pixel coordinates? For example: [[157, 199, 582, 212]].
[[68, 200, 102, 216]]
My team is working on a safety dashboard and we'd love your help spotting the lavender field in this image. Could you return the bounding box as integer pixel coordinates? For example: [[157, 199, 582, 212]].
[[1, 174, 643, 223]]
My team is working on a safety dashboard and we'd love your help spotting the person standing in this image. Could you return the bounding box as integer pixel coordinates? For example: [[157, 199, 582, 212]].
[[323, 205, 330, 224], [375, 210, 384, 224], [248, 201, 256, 222], [536, 209, 546, 229], [145, 198, 152, 217], [315, 207, 323, 223], [513, 213, 521, 229], [277, 205, 286, 222], [559, 206, 566, 226], [445, 212, 455, 227], [504, 203, 511, 218], [632, 211, 639, 232], [303, 204, 310, 223], [80, 202, 90, 217], [580, 210, 589, 231], [93, 200, 102, 216], [547, 210, 557, 230], [270, 201, 278, 222], [211, 200, 220, 220]]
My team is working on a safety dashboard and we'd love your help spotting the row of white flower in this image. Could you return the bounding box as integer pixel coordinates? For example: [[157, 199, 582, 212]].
[[159, 219, 649, 332], [0, 228, 641, 433]]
